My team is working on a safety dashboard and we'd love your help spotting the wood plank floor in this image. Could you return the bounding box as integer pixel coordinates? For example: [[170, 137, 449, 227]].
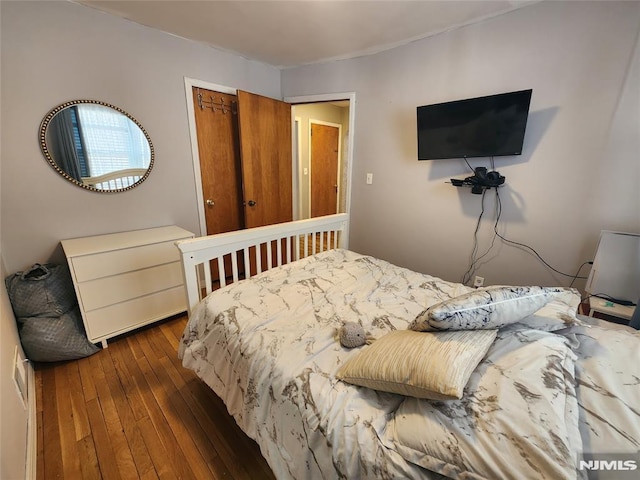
[[35, 314, 276, 480]]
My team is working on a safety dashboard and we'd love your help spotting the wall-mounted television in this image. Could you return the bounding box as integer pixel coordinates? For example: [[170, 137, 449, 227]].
[[417, 89, 532, 160]]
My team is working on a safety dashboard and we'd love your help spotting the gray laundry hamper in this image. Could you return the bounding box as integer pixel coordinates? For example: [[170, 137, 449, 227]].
[[5, 263, 99, 362]]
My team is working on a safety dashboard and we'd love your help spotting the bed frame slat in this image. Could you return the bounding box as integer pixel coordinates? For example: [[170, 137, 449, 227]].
[[217, 256, 226, 288], [267, 242, 273, 269], [177, 214, 349, 316], [256, 245, 262, 274], [277, 239, 283, 267]]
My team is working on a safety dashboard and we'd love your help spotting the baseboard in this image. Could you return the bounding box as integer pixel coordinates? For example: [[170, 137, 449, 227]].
[[25, 362, 37, 480]]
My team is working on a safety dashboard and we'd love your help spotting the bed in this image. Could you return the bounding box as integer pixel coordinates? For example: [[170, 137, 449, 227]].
[[176, 213, 640, 479]]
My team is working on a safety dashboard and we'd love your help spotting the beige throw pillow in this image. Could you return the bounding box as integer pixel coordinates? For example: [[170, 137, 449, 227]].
[[336, 329, 497, 400]]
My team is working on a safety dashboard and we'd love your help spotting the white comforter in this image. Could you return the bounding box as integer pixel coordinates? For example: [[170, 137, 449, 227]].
[[178, 249, 640, 479]]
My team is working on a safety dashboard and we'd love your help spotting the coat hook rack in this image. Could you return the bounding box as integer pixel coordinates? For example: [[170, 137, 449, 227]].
[[197, 89, 237, 114]]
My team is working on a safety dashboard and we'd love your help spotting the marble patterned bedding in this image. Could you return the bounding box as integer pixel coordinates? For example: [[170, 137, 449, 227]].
[[178, 249, 640, 479]]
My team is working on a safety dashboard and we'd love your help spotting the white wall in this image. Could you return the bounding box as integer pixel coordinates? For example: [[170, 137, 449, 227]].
[[282, 1, 640, 289], [588, 27, 640, 230], [0, 257, 31, 480], [0, 0, 281, 274]]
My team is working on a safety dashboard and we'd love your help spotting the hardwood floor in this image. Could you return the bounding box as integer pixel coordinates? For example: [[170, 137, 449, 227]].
[[35, 314, 275, 480]]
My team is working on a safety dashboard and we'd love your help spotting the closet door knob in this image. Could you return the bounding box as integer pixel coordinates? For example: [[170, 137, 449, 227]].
[[247, 200, 257, 207], [206, 199, 215, 207]]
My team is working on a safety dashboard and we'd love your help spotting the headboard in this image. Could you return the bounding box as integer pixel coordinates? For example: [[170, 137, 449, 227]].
[[176, 213, 349, 315]]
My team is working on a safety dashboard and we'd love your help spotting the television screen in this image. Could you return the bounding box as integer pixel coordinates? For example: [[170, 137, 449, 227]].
[[417, 89, 532, 160]]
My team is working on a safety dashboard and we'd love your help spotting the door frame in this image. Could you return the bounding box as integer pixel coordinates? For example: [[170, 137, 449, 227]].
[[294, 116, 302, 220], [184, 77, 237, 236], [285, 92, 356, 219], [185, 80, 355, 234], [309, 119, 342, 218]]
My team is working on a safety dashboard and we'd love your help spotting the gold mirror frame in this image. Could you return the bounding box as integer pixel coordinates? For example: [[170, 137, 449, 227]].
[[39, 100, 154, 193]]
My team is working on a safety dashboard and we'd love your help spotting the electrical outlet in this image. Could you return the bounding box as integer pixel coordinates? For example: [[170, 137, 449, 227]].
[[473, 276, 485, 287]]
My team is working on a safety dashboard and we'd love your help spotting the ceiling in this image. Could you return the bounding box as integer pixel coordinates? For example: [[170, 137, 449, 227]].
[[74, 0, 537, 68]]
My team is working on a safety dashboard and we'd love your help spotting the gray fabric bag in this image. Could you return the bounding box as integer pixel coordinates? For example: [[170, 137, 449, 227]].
[[6, 263, 99, 362], [17, 306, 100, 362], [5, 263, 76, 318]]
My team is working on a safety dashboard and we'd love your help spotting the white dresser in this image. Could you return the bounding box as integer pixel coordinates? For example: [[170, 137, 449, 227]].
[[61, 226, 194, 347]]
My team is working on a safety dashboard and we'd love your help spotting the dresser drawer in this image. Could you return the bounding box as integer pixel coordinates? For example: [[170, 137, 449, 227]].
[[84, 285, 187, 341], [71, 240, 181, 282], [77, 261, 184, 312], [62, 225, 194, 347]]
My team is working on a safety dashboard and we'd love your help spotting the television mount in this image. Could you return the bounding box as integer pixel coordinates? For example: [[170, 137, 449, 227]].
[[450, 167, 505, 194]]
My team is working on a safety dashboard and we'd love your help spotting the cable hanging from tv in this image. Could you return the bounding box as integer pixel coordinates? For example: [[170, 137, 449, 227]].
[[461, 187, 591, 286]]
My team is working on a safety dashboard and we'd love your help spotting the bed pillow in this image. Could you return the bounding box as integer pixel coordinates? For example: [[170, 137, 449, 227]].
[[410, 286, 564, 331], [506, 287, 585, 332], [336, 329, 497, 400]]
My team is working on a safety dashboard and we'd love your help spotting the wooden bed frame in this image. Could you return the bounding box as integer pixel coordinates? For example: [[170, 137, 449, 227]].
[[176, 213, 349, 316]]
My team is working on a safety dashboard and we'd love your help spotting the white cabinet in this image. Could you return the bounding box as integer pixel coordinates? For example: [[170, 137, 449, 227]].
[[61, 226, 194, 347]]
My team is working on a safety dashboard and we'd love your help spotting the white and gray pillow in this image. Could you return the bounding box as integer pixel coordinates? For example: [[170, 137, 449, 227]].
[[410, 286, 566, 331]]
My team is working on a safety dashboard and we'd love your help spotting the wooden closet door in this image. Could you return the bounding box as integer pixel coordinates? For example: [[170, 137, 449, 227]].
[[192, 88, 246, 286], [192, 88, 244, 235], [237, 90, 293, 228]]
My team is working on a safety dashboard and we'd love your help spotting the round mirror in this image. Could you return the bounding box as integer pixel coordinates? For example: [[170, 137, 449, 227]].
[[39, 100, 154, 192]]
